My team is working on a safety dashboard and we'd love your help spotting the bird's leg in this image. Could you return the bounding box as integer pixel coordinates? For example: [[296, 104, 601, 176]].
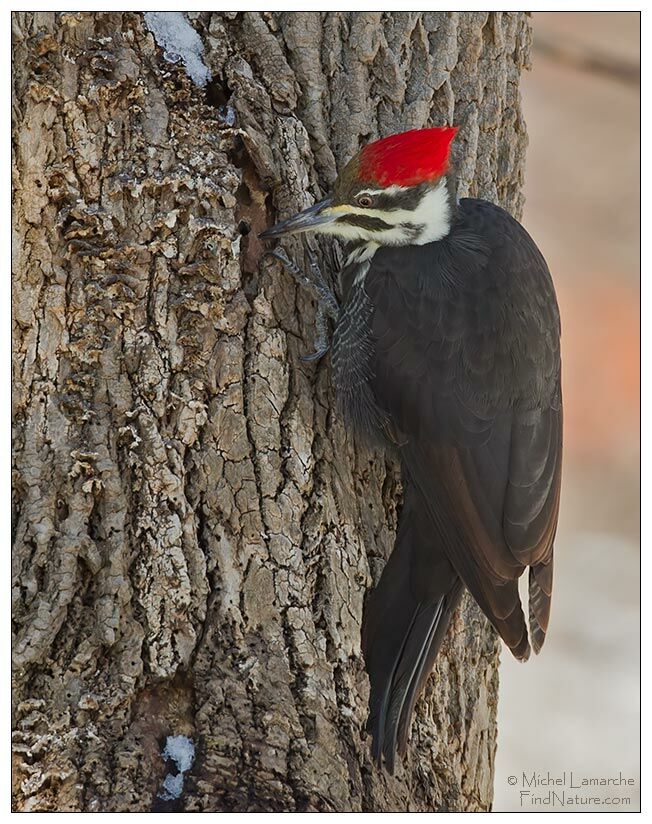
[[266, 247, 339, 320], [305, 248, 340, 321], [265, 247, 340, 362]]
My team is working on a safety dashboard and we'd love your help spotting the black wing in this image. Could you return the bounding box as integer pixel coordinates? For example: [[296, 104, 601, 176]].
[[360, 199, 562, 766], [364, 198, 562, 665]]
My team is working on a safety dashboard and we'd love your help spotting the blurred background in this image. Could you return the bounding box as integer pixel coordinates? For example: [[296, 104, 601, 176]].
[[493, 12, 640, 812]]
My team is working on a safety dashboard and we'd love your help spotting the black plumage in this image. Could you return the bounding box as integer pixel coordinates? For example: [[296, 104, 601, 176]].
[[332, 199, 562, 769]]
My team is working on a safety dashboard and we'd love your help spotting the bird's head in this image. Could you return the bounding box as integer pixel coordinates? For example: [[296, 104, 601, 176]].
[[261, 126, 458, 247]]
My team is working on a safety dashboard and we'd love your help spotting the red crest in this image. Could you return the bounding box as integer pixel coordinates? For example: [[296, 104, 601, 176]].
[[358, 126, 458, 187]]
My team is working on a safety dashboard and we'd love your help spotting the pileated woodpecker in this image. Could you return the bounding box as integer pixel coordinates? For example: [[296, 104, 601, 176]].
[[260, 127, 562, 771]]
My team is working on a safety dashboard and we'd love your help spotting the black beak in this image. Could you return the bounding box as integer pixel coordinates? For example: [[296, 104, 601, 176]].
[[259, 197, 335, 239]]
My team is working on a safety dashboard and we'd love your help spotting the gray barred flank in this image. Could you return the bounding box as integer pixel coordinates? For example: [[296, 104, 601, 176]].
[[331, 264, 388, 437]]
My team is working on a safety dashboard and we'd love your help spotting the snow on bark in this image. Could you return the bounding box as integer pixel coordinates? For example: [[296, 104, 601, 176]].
[[159, 735, 196, 800], [144, 12, 211, 87]]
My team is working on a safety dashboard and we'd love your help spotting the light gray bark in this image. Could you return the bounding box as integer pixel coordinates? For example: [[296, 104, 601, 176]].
[[12, 11, 531, 811]]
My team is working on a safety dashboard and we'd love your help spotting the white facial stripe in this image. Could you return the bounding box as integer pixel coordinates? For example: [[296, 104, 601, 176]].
[[356, 184, 409, 198], [318, 222, 371, 242], [325, 177, 450, 246], [320, 221, 411, 246]]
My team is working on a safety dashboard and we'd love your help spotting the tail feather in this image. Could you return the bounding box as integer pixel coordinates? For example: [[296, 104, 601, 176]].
[[362, 483, 462, 771], [376, 600, 443, 771], [365, 589, 463, 772], [385, 599, 445, 759], [394, 588, 464, 755]]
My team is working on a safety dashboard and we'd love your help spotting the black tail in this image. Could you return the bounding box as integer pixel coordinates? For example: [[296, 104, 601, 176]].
[[362, 481, 463, 772]]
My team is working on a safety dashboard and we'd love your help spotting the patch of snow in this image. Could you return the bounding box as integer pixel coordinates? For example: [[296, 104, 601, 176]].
[[144, 12, 211, 87], [160, 772, 184, 801], [158, 734, 195, 801], [163, 734, 195, 773]]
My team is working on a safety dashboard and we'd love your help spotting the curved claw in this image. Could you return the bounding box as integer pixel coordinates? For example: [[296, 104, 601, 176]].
[[300, 346, 330, 363], [263, 248, 293, 266], [264, 246, 337, 362]]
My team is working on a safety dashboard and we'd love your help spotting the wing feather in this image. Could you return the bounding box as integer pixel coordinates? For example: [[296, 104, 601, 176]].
[[364, 198, 562, 657]]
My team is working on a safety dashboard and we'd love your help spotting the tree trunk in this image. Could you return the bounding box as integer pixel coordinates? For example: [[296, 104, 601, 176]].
[[12, 11, 531, 812]]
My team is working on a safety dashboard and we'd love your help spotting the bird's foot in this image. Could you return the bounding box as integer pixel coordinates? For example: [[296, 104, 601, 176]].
[[265, 247, 339, 362], [300, 303, 331, 361]]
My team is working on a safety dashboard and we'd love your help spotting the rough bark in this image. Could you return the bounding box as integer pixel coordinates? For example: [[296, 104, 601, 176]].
[[12, 11, 531, 812]]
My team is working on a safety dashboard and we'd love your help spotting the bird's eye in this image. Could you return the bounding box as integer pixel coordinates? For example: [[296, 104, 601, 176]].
[[356, 194, 374, 208]]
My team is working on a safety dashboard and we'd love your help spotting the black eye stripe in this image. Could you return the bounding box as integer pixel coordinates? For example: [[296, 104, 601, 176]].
[[338, 215, 392, 231]]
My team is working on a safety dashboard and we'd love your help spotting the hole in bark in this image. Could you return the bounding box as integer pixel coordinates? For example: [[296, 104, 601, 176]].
[[235, 179, 251, 207], [88, 499, 103, 544], [56, 498, 69, 522], [237, 220, 250, 235], [205, 72, 231, 109], [230, 134, 248, 168]]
